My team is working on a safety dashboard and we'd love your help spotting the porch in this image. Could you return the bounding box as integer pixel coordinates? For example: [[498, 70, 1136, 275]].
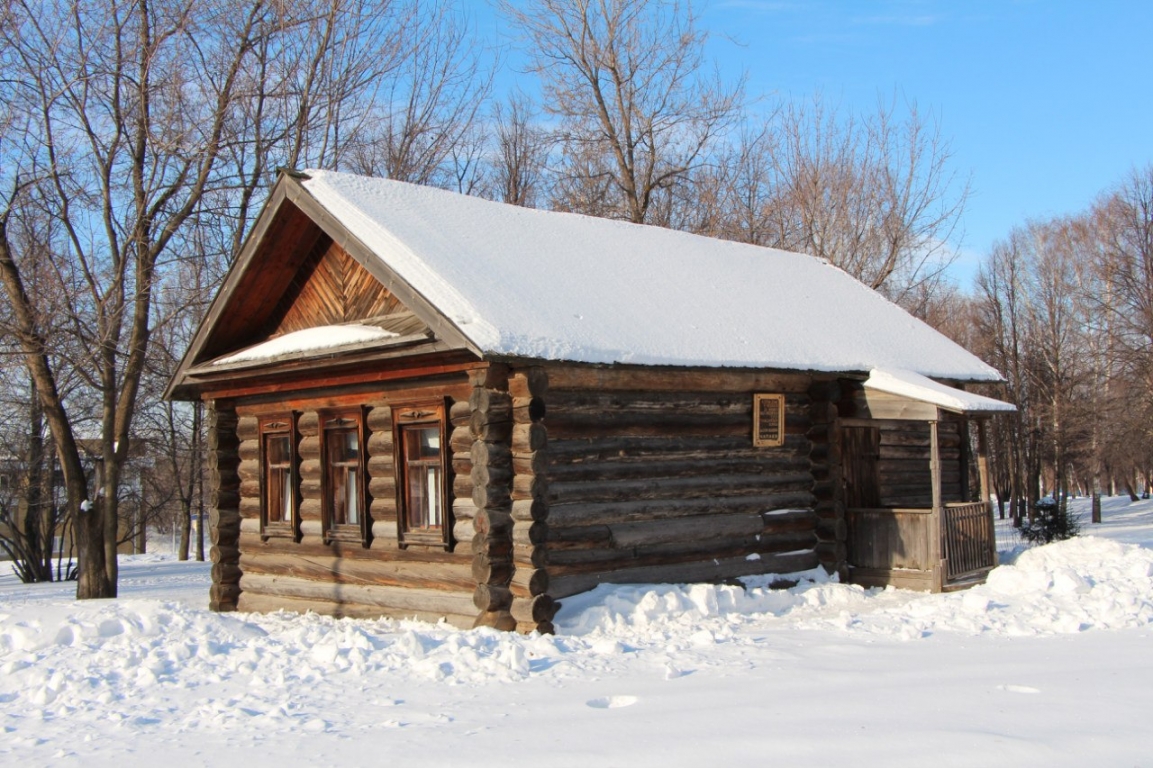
[[841, 369, 1015, 592]]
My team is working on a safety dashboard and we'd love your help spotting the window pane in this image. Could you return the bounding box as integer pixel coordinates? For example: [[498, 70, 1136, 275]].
[[403, 424, 443, 532], [265, 434, 292, 525], [407, 467, 427, 528], [326, 424, 361, 528], [280, 467, 293, 523], [267, 434, 290, 465], [345, 467, 359, 525]]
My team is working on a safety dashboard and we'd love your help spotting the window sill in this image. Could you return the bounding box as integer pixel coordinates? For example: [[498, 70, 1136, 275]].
[[325, 525, 369, 546], [261, 522, 298, 541], [400, 529, 449, 549]]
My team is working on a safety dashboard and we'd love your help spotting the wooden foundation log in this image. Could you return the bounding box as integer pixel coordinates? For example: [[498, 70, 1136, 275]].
[[238, 550, 474, 591], [210, 583, 242, 611], [547, 549, 820, 599], [239, 572, 475, 615], [237, 591, 475, 628], [472, 583, 513, 611], [510, 594, 560, 625], [545, 530, 818, 571]]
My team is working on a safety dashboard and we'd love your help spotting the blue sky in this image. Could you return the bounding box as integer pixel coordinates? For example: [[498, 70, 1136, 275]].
[[480, 1, 1153, 287]]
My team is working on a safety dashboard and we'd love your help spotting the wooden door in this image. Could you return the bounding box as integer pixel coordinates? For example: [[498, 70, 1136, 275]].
[[842, 426, 881, 509]]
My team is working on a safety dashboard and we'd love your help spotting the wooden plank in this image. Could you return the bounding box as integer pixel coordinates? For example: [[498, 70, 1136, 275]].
[[546, 453, 811, 483], [236, 591, 475, 628], [546, 492, 815, 528], [239, 550, 473, 591], [542, 365, 813, 394], [848, 566, 935, 591], [546, 529, 818, 573], [548, 472, 813, 506], [547, 549, 820, 599], [239, 572, 475, 614]]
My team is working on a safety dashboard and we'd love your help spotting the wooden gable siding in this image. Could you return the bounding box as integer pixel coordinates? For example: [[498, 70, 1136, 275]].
[[271, 237, 408, 336], [198, 200, 327, 361], [529, 366, 825, 601]]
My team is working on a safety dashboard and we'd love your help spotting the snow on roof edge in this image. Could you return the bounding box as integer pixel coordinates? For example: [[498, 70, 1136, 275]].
[[866, 367, 1016, 413], [213, 324, 401, 366]]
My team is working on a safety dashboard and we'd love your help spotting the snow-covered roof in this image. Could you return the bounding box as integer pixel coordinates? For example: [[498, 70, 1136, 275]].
[[866, 368, 1016, 413], [213, 324, 400, 366], [297, 170, 1002, 381]]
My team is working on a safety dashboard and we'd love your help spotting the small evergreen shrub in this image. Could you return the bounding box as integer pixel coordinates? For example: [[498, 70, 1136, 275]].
[[1019, 496, 1081, 545]]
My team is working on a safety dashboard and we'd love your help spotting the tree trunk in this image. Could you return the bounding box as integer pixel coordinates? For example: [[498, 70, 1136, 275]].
[[179, 497, 192, 561], [75, 496, 112, 599]]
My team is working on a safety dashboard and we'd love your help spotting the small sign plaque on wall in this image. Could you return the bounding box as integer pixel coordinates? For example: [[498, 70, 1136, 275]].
[[753, 393, 785, 447]]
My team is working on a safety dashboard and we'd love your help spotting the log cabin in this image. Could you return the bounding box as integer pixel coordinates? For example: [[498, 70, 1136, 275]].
[[167, 169, 1015, 633]]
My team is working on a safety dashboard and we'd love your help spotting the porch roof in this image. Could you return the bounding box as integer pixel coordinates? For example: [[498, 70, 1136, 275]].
[[865, 368, 1017, 415]]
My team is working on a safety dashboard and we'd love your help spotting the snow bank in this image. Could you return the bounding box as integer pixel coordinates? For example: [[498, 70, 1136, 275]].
[[2, 497, 1152, 765], [3, 537, 1149, 725]]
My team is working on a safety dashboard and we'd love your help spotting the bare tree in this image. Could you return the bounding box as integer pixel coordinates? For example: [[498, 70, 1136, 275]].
[[748, 97, 969, 303], [490, 93, 550, 207], [503, 0, 742, 224], [0, 0, 299, 598], [1087, 166, 1153, 497], [349, 0, 493, 187]]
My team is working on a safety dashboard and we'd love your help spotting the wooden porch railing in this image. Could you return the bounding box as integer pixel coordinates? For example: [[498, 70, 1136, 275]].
[[942, 501, 996, 580]]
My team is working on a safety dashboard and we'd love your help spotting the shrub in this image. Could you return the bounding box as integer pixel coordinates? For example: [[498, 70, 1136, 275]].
[[1019, 496, 1081, 545]]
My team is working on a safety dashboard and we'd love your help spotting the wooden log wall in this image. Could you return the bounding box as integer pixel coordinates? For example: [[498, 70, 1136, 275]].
[[508, 367, 557, 633], [208, 401, 241, 611], [467, 365, 517, 630], [809, 379, 847, 579], [843, 384, 966, 508], [231, 376, 477, 628], [540, 368, 822, 599], [875, 420, 963, 508]]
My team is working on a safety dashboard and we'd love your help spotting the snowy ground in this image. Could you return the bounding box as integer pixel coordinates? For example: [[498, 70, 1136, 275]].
[[2, 498, 1152, 767]]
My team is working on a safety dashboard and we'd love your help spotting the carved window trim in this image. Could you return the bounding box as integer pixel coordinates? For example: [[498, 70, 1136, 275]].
[[259, 414, 299, 541], [393, 400, 452, 550], [753, 393, 786, 448], [320, 408, 370, 546]]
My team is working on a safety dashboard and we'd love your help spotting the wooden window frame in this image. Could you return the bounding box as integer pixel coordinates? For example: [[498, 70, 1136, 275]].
[[753, 393, 786, 448], [392, 400, 452, 550], [320, 407, 370, 546], [259, 414, 299, 541]]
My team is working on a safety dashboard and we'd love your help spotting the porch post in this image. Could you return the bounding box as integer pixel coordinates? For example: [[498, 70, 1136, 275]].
[[976, 419, 992, 516], [976, 418, 996, 568], [929, 418, 944, 591]]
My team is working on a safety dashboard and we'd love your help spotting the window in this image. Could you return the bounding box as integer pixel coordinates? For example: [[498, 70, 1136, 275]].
[[260, 415, 298, 540], [394, 402, 450, 548], [753, 393, 786, 448], [322, 410, 369, 544]]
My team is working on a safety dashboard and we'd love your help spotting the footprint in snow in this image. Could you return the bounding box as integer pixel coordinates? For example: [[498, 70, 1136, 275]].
[[586, 695, 638, 709]]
